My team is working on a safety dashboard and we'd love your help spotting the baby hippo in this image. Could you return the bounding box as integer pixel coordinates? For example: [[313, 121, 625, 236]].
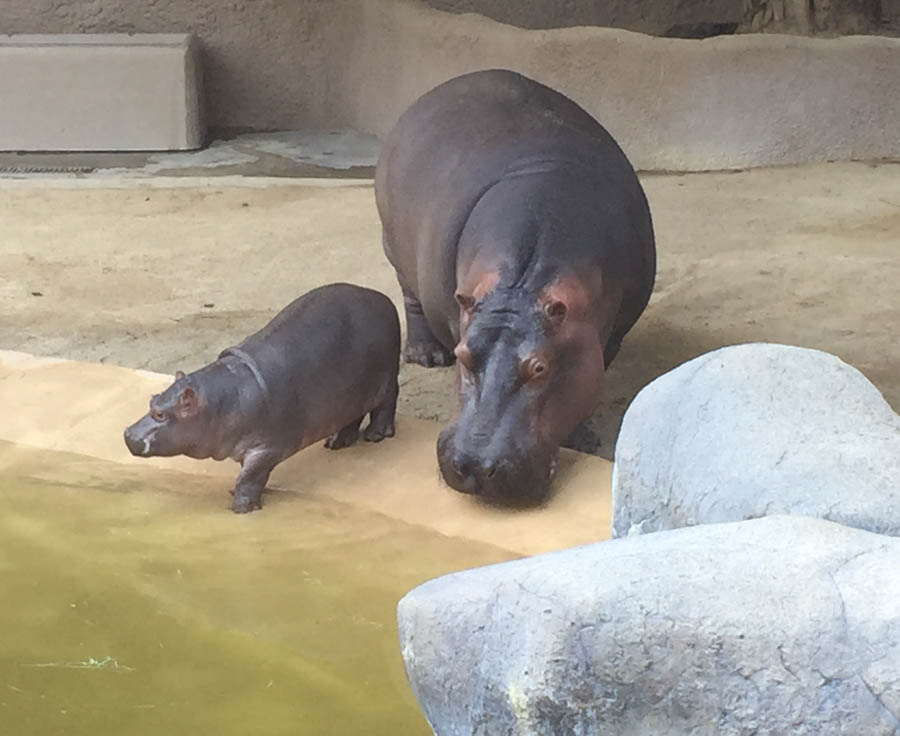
[[124, 283, 400, 513]]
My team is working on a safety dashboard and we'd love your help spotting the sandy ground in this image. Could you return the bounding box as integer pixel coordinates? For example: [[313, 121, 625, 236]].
[[1, 162, 898, 458]]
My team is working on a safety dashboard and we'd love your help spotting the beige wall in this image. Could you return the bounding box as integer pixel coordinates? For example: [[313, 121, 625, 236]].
[[3, 0, 899, 169], [0, 34, 204, 151], [2, 0, 336, 133]]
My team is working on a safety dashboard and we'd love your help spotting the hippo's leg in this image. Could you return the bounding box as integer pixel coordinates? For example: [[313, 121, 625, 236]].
[[232, 450, 279, 514], [364, 378, 398, 442], [399, 281, 455, 368], [324, 416, 363, 450]]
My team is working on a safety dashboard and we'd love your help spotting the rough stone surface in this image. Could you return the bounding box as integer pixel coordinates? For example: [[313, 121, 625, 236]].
[[5, 0, 900, 169], [742, 0, 882, 34], [398, 516, 900, 736], [612, 343, 900, 538], [341, 2, 900, 170], [423, 0, 742, 34]]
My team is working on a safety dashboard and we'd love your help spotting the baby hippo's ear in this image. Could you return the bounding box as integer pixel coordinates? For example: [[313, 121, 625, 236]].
[[175, 370, 186, 380], [175, 386, 200, 419]]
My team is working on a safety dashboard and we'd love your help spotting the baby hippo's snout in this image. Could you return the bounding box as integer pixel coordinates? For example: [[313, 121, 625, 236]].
[[123, 422, 152, 457]]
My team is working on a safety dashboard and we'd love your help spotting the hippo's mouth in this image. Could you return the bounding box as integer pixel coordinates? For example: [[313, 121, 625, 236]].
[[436, 426, 560, 506]]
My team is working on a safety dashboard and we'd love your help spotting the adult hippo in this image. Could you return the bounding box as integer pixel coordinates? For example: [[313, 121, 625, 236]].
[[375, 69, 656, 504]]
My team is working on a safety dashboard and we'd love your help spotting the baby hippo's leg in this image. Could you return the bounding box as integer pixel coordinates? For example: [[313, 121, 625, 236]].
[[363, 379, 398, 443], [232, 449, 279, 513], [324, 416, 364, 450]]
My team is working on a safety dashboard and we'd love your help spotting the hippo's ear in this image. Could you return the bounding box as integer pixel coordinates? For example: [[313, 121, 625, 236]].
[[542, 299, 568, 327], [175, 386, 199, 418], [175, 370, 186, 381], [540, 276, 588, 329], [455, 292, 476, 313]]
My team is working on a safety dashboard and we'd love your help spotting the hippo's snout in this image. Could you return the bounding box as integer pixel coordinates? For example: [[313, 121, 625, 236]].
[[443, 448, 480, 495], [437, 426, 554, 506], [123, 424, 152, 457]]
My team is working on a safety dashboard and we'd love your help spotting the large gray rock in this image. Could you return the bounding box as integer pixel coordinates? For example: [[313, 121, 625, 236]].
[[612, 343, 900, 539], [398, 516, 900, 735]]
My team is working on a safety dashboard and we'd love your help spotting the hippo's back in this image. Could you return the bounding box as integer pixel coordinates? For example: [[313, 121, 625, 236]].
[[377, 69, 627, 199], [377, 70, 638, 232], [229, 284, 400, 408]]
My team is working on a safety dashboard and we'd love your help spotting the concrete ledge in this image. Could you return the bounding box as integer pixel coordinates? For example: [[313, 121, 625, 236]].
[[334, 0, 900, 170], [0, 34, 204, 152]]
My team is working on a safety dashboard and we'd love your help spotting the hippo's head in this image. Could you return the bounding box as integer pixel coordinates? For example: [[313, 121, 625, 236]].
[[123, 371, 210, 460], [437, 277, 607, 505]]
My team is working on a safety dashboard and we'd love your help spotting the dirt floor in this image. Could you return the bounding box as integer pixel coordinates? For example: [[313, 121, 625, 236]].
[[1, 162, 898, 458]]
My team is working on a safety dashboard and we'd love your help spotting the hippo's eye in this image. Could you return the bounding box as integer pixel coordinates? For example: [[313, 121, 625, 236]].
[[150, 409, 167, 423], [523, 357, 549, 382]]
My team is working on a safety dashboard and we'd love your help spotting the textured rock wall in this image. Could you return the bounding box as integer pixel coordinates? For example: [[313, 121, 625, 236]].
[[5, 0, 900, 168], [611, 343, 900, 537], [337, 2, 900, 169], [741, 0, 882, 34], [398, 516, 900, 735], [422, 0, 742, 33]]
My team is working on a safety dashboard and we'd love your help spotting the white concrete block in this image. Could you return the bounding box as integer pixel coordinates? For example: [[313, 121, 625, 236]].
[[0, 34, 205, 152]]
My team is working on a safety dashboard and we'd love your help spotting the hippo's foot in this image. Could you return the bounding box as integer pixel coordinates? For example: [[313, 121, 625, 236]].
[[232, 454, 275, 513], [231, 494, 262, 514], [398, 281, 456, 368], [324, 417, 363, 450], [403, 340, 455, 368], [364, 383, 398, 442], [363, 421, 395, 443]]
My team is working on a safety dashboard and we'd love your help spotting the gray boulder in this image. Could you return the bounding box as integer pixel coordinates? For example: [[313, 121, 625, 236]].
[[397, 516, 900, 736], [612, 343, 900, 538]]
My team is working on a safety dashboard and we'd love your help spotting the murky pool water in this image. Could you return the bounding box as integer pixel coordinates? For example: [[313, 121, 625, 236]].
[[0, 442, 517, 735]]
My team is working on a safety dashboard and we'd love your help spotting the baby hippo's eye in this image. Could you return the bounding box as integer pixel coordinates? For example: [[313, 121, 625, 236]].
[[523, 357, 549, 382], [150, 409, 167, 423]]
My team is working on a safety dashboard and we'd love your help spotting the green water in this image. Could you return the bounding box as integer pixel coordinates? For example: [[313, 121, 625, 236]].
[[0, 442, 517, 735]]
